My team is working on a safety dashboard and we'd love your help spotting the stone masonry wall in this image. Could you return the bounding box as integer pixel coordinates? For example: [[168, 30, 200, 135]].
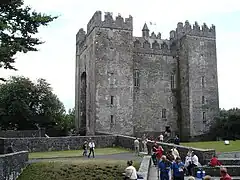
[[0, 151, 28, 180], [0, 129, 45, 138], [1, 135, 116, 153]]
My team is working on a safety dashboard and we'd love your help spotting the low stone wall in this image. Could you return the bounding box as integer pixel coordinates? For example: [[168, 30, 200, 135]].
[[218, 151, 240, 158], [0, 151, 28, 180], [205, 158, 240, 165], [138, 156, 151, 180], [193, 165, 240, 176], [1, 135, 116, 153], [0, 129, 45, 138]]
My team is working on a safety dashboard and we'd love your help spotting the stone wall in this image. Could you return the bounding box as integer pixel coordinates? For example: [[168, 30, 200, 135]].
[[0, 151, 28, 180], [0, 129, 45, 138], [1, 135, 116, 153]]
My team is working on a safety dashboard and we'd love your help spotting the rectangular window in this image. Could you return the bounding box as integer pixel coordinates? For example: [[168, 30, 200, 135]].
[[203, 112, 206, 121], [111, 96, 114, 105], [202, 96, 205, 104], [162, 108, 166, 118], [110, 115, 113, 124], [171, 74, 175, 89], [109, 73, 114, 85], [201, 76, 205, 87], [134, 70, 139, 87]]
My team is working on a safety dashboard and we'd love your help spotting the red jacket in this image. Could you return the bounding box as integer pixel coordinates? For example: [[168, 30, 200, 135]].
[[220, 174, 232, 180], [210, 157, 222, 166], [155, 147, 163, 160]]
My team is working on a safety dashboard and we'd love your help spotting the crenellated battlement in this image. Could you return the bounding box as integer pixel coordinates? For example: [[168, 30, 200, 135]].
[[170, 21, 216, 40], [76, 28, 86, 45], [87, 11, 133, 34]]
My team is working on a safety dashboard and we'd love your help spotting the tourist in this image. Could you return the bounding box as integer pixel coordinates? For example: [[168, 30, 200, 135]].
[[141, 134, 147, 153], [146, 138, 152, 155], [220, 167, 232, 180], [209, 154, 222, 167], [171, 146, 180, 160], [171, 157, 185, 180], [123, 160, 138, 180], [82, 141, 88, 156], [134, 137, 140, 156], [203, 175, 212, 180], [166, 150, 175, 162], [174, 135, 180, 145], [186, 152, 199, 176], [88, 138, 95, 158], [187, 148, 193, 156], [155, 145, 164, 161], [159, 134, 164, 142], [158, 155, 171, 180]]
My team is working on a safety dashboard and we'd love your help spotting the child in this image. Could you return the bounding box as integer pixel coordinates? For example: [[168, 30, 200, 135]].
[[82, 141, 88, 156]]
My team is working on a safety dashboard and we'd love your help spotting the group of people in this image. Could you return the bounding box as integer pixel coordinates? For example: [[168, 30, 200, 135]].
[[82, 138, 95, 158]]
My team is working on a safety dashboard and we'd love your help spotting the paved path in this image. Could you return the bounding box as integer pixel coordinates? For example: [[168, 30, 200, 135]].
[[29, 152, 142, 164]]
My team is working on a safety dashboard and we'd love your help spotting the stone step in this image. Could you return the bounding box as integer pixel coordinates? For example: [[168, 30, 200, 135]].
[[205, 158, 240, 165], [194, 165, 240, 176]]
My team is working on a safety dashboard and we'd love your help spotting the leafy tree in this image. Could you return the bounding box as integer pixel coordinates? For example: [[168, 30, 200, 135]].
[[0, 0, 57, 75], [0, 76, 65, 131]]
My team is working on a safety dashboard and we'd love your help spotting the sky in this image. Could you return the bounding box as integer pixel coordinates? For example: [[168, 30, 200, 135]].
[[1, 0, 240, 110]]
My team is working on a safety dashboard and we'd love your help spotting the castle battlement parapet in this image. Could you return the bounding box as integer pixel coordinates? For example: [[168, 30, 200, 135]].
[[87, 11, 133, 34], [170, 21, 216, 40], [76, 28, 86, 45]]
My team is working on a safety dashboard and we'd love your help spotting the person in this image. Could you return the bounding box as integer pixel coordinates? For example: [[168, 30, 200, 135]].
[[159, 134, 164, 142], [171, 157, 185, 180], [155, 145, 164, 161], [209, 154, 222, 167], [174, 135, 180, 145], [158, 155, 171, 180], [187, 152, 199, 176], [203, 175, 212, 180], [88, 138, 95, 158], [166, 150, 175, 162], [142, 134, 147, 153], [171, 146, 180, 160], [146, 138, 152, 155], [134, 138, 140, 156], [82, 141, 88, 156], [187, 148, 193, 156], [123, 160, 138, 180], [220, 167, 232, 180]]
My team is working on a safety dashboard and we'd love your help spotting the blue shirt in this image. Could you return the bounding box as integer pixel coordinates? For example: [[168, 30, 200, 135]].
[[158, 160, 171, 173], [171, 162, 184, 177]]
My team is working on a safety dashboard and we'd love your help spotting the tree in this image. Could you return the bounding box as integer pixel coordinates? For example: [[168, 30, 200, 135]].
[[0, 0, 57, 74], [0, 76, 65, 131]]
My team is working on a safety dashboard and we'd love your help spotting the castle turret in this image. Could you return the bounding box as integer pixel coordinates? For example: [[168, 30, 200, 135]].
[[142, 23, 149, 38]]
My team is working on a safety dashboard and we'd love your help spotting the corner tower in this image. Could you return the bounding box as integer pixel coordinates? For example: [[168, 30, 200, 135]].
[[170, 21, 219, 140], [75, 11, 134, 135]]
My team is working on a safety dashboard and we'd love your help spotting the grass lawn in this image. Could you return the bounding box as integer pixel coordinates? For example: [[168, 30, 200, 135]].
[[181, 140, 240, 152], [29, 147, 131, 159], [17, 159, 140, 180]]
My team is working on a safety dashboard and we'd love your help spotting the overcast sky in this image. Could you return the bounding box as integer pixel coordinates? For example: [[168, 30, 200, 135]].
[[1, 0, 240, 110]]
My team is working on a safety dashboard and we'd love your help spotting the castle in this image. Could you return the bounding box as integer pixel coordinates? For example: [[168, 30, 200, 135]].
[[75, 11, 219, 140]]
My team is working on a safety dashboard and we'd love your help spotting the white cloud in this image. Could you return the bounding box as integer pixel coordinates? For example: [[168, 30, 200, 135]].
[[1, 0, 240, 110]]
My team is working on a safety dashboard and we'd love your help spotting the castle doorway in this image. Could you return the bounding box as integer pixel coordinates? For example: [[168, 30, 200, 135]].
[[80, 72, 87, 135]]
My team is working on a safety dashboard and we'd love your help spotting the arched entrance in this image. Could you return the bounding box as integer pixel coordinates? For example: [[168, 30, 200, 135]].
[[80, 72, 86, 135]]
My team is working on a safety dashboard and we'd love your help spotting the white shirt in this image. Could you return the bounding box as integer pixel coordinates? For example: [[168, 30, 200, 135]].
[[192, 155, 199, 166], [171, 148, 179, 159], [125, 166, 137, 180], [159, 135, 164, 141], [134, 139, 139, 147], [185, 156, 192, 167], [89, 142, 95, 148]]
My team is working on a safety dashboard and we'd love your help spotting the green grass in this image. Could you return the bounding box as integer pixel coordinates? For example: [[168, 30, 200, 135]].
[[29, 147, 131, 159], [17, 159, 140, 180], [181, 140, 240, 152]]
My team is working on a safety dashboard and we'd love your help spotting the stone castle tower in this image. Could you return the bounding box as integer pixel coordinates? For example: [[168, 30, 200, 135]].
[[75, 11, 219, 140]]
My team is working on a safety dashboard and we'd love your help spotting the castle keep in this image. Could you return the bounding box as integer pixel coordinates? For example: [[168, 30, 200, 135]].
[[75, 11, 219, 140]]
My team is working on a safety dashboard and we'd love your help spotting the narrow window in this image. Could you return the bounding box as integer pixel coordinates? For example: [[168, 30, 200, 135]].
[[202, 96, 205, 104], [134, 70, 139, 87], [171, 74, 175, 89], [203, 112, 206, 121], [201, 76, 205, 87], [110, 115, 113, 124], [109, 73, 114, 85], [162, 108, 166, 118], [111, 96, 114, 105]]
